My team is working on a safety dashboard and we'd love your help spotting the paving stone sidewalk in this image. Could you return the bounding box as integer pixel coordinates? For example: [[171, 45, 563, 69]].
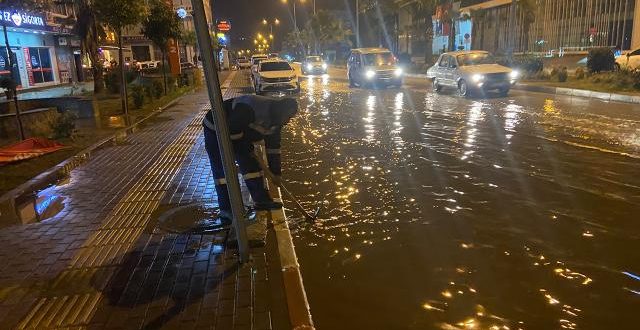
[[0, 72, 274, 329]]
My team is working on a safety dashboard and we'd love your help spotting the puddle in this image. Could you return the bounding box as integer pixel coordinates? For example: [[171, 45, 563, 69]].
[[15, 177, 69, 224], [154, 203, 231, 234]]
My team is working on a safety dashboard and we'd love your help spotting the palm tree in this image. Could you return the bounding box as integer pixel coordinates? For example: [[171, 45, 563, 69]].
[[180, 30, 198, 63]]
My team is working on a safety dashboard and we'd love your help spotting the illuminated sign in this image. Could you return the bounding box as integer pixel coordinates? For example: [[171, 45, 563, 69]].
[[217, 20, 231, 31], [0, 11, 45, 28]]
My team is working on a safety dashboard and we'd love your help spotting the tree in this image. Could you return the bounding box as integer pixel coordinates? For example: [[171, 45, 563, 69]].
[[359, 0, 397, 50], [412, 0, 441, 66], [93, 0, 147, 116], [142, 0, 182, 95], [180, 30, 198, 62], [0, 0, 49, 140], [306, 10, 352, 55], [69, 0, 106, 94]]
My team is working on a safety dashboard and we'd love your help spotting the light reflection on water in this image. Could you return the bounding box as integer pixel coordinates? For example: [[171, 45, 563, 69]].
[[285, 78, 640, 329]]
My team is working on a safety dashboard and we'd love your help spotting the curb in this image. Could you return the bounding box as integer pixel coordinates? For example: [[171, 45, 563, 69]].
[[405, 73, 640, 104], [0, 85, 201, 226], [512, 83, 640, 104]]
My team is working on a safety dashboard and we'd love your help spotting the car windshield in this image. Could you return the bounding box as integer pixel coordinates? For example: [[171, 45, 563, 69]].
[[306, 56, 322, 62], [362, 52, 395, 66], [456, 53, 496, 66], [260, 62, 292, 71]]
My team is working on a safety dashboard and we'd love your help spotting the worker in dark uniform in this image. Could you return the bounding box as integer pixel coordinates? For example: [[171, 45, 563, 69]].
[[203, 95, 298, 220]]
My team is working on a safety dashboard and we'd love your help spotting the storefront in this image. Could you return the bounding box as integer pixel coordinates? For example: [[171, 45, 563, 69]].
[[0, 9, 78, 89]]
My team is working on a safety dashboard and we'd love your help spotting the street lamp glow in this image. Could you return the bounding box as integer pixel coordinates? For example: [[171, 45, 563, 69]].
[[269, 34, 273, 40], [257, 33, 263, 39], [262, 19, 268, 25], [254, 39, 258, 44], [275, 18, 280, 25]]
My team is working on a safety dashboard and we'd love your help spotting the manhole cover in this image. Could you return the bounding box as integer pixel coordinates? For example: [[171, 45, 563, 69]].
[[155, 203, 231, 234]]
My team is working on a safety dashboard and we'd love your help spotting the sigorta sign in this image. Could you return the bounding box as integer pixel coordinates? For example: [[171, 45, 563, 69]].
[[0, 11, 45, 28]]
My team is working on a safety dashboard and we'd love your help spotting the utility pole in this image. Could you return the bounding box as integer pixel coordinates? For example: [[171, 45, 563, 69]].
[[192, 0, 250, 262], [356, 0, 360, 47]]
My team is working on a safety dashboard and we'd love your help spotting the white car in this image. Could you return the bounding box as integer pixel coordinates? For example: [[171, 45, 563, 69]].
[[254, 59, 300, 95], [136, 60, 161, 70], [236, 57, 251, 69], [615, 48, 640, 70], [427, 51, 517, 97]]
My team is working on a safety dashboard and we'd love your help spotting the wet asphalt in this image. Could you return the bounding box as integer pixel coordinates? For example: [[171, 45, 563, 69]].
[[280, 67, 640, 330]]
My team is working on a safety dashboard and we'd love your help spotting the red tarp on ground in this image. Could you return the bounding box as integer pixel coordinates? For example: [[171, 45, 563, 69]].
[[0, 138, 69, 165]]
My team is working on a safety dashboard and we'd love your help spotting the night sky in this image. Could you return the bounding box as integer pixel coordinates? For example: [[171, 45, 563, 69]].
[[213, 0, 356, 50]]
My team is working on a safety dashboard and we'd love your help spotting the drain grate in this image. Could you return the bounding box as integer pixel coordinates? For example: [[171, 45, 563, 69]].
[[155, 203, 231, 234]]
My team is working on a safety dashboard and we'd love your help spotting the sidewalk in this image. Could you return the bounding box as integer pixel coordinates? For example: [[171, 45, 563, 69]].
[[0, 72, 290, 329]]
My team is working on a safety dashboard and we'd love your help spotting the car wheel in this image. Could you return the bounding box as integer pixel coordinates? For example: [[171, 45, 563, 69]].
[[348, 74, 356, 87], [432, 79, 442, 93], [458, 80, 470, 97], [295, 83, 301, 93], [498, 88, 510, 97]]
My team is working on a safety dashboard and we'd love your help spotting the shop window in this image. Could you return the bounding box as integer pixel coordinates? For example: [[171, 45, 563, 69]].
[[28, 47, 54, 84]]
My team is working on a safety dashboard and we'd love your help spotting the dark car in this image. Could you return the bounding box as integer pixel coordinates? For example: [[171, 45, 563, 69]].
[[347, 48, 403, 88]]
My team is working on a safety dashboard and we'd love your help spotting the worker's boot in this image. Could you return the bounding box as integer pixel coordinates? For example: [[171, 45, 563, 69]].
[[215, 184, 233, 225], [245, 177, 282, 210]]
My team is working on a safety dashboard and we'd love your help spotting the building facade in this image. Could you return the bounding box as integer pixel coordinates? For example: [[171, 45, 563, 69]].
[[0, 3, 82, 90], [119, 0, 213, 65], [396, 0, 640, 60], [463, 0, 637, 54]]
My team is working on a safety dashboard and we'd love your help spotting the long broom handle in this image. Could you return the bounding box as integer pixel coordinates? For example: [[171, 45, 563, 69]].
[[252, 151, 317, 221]]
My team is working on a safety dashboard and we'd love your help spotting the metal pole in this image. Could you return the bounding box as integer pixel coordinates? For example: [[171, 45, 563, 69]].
[[356, 0, 360, 47], [293, 1, 298, 32], [314, 0, 316, 15], [117, 29, 129, 120], [192, 0, 250, 262]]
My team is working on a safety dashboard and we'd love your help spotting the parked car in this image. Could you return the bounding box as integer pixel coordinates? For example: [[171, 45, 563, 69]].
[[615, 48, 640, 70], [136, 60, 161, 70], [347, 48, 403, 88], [180, 62, 196, 70], [236, 57, 251, 69], [268, 53, 280, 59], [253, 59, 300, 95], [250, 54, 269, 80], [427, 51, 518, 97], [302, 55, 327, 75]]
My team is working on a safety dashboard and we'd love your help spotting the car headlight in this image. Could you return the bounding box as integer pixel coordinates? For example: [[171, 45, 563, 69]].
[[306, 64, 313, 70], [365, 70, 376, 79], [472, 74, 485, 82], [510, 70, 519, 79], [394, 68, 403, 76], [322, 63, 327, 69]]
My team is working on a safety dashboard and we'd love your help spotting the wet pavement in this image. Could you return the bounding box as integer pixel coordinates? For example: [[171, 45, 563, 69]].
[[285, 68, 640, 329], [0, 73, 278, 329]]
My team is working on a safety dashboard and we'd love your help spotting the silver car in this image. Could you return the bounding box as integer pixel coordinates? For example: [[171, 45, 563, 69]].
[[427, 51, 519, 97]]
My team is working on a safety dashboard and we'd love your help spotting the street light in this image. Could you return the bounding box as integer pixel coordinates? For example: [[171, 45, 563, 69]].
[[262, 17, 280, 35], [281, 0, 306, 32]]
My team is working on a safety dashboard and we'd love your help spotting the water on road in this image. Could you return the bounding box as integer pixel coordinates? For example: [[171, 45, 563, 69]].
[[282, 73, 640, 329]]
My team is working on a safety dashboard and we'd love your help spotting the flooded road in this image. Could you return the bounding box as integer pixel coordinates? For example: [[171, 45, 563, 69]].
[[282, 70, 640, 329]]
